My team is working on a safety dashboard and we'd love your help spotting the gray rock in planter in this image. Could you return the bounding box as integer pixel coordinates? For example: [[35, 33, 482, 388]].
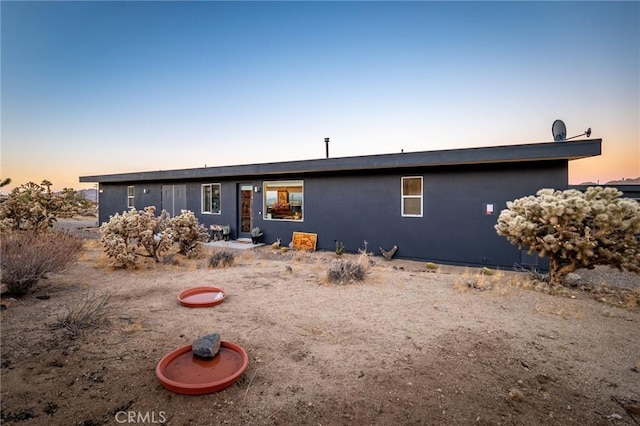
[[192, 333, 221, 359]]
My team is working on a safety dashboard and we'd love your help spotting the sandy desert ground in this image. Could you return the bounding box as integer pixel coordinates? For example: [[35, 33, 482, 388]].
[[1, 218, 639, 425]]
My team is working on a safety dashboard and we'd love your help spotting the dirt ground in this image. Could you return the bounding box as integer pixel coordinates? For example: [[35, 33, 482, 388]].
[[1, 218, 639, 425]]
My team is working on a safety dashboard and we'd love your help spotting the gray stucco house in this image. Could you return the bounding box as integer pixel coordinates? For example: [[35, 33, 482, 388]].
[[80, 139, 601, 269]]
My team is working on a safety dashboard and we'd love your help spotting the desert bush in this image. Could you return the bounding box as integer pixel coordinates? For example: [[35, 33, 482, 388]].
[[54, 292, 111, 338], [208, 249, 236, 268], [169, 210, 209, 257], [0, 181, 90, 232], [496, 187, 640, 286], [326, 254, 370, 284], [100, 206, 172, 266], [0, 229, 85, 295]]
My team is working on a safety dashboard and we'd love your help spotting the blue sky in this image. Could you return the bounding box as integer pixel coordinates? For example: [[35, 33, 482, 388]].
[[1, 1, 638, 191]]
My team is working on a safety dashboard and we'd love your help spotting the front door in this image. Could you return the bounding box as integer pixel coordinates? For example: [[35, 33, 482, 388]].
[[238, 184, 253, 238]]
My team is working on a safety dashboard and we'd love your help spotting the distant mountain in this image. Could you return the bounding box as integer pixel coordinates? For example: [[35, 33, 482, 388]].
[[579, 177, 640, 185], [605, 177, 640, 185], [78, 188, 97, 203]]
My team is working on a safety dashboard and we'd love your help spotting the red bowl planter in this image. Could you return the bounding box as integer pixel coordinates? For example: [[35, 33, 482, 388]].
[[156, 342, 248, 395], [177, 287, 226, 308]]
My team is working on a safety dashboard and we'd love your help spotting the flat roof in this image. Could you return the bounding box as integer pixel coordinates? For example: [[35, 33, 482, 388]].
[[80, 139, 601, 183]]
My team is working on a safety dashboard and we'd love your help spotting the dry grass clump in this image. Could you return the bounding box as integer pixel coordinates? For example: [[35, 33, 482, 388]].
[[585, 285, 640, 310], [453, 268, 507, 292], [291, 250, 314, 263], [54, 292, 111, 338], [325, 254, 371, 284], [456, 265, 640, 311], [208, 249, 236, 268], [1, 229, 85, 296]]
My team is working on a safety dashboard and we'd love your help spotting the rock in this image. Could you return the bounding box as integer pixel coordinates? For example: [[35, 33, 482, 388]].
[[564, 273, 582, 286], [192, 333, 221, 359]]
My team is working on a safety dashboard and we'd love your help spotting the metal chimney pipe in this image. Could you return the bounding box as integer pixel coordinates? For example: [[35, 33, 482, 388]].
[[324, 137, 330, 158]]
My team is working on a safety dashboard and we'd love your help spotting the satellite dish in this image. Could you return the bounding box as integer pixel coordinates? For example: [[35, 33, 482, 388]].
[[552, 120, 567, 142]]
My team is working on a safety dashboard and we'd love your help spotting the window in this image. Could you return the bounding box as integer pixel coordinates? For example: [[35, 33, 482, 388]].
[[264, 180, 303, 221], [202, 184, 221, 214], [127, 186, 135, 209], [401, 177, 422, 217]]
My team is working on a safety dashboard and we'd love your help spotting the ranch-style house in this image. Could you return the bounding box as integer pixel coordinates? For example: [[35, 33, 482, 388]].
[[80, 138, 602, 269]]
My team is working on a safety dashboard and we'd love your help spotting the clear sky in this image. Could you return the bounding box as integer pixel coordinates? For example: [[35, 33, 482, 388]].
[[1, 1, 638, 192]]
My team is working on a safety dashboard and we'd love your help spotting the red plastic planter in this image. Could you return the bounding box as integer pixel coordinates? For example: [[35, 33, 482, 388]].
[[156, 342, 248, 395], [177, 287, 226, 308]]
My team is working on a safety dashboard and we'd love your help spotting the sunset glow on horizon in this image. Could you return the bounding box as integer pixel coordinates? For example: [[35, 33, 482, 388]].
[[1, 2, 638, 192]]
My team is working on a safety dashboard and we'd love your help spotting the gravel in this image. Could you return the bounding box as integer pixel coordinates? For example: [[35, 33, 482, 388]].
[[575, 265, 639, 290]]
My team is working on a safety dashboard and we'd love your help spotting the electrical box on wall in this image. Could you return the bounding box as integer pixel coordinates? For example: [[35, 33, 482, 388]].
[[484, 203, 496, 216]]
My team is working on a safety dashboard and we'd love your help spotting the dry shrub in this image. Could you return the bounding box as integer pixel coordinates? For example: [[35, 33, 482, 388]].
[[325, 254, 370, 284], [453, 269, 521, 294], [208, 249, 236, 268], [54, 292, 111, 338], [454, 269, 496, 292], [1, 229, 84, 296], [121, 317, 144, 333]]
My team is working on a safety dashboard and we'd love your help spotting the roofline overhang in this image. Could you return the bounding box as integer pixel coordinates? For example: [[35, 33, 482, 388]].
[[80, 139, 601, 184]]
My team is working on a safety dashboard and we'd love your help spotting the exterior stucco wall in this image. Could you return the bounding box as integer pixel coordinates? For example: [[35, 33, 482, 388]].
[[96, 160, 567, 269], [252, 161, 565, 268]]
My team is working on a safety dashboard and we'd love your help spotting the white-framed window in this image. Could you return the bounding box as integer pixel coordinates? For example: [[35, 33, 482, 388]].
[[263, 180, 303, 221], [202, 183, 221, 214], [401, 176, 422, 217], [127, 186, 135, 209]]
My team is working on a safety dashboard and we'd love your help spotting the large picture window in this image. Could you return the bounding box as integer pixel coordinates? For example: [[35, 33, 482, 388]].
[[401, 177, 422, 217], [264, 180, 303, 221], [127, 186, 135, 209], [202, 183, 221, 214]]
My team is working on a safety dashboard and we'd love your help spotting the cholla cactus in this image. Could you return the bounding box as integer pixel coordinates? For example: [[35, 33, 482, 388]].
[[100, 206, 172, 266], [137, 207, 172, 261], [496, 187, 640, 286], [0, 180, 86, 232], [169, 210, 209, 257]]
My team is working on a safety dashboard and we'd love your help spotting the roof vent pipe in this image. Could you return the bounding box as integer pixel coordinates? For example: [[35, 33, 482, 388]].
[[324, 137, 330, 158]]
